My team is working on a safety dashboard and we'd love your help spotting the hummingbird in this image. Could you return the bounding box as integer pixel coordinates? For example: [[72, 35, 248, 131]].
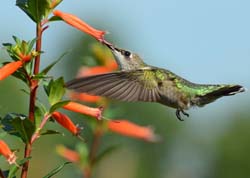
[[66, 42, 245, 121]]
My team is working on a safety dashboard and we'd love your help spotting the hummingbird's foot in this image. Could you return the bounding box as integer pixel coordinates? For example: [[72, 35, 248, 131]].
[[176, 109, 189, 121]]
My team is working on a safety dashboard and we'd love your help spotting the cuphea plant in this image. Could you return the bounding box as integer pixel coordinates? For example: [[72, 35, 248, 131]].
[[0, 1, 158, 178]]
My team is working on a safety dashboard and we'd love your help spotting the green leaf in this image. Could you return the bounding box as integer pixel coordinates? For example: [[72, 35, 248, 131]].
[[12, 35, 21, 44], [48, 77, 65, 105], [24, 60, 33, 75], [27, 38, 37, 53], [11, 117, 35, 144], [43, 79, 52, 96], [16, 0, 50, 22], [48, 16, 62, 22], [12, 68, 29, 85], [43, 162, 71, 178], [49, 100, 70, 113], [40, 51, 69, 75], [16, 0, 63, 23], [1, 113, 25, 138], [40, 129, 63, 136], [1, 113, 35, 143], [1, 170, 10, 178], [8, 157, 31, 178], [34, 106, 45, 129], [0, 131, 7, 139], [94, 145, 120, 165]]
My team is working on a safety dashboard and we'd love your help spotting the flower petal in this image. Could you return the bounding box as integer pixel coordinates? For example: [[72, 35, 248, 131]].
[[52, 112, 80, 135], [107, 120, 160, 142], [0, 140, 17, 165], [53, 10, 105, 41], [63, 102, 103, 120], [19, 53, 32, 62], [77, 66, 115, 77], [0, 61, 23, 80], [56, 145, 80, 162], [69, 92, 101, 103]]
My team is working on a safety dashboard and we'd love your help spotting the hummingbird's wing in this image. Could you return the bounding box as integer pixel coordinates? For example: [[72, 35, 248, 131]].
[[66, 70, 161, 102]]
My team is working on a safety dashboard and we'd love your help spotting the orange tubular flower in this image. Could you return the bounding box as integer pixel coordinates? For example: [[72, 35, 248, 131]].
[[56, 145, 80, 163], [107, 120, 159, 142], [53, 10, 105, 41], [69, 92, 101, 103], [0, 61, 22, 80], [0, 52, 32, 81], [0, 140, 17, 165], [52, 112, 80, 135], [105, 60, 118, 70], [63, 101, 103, 120], [77, 66, 115, 77]]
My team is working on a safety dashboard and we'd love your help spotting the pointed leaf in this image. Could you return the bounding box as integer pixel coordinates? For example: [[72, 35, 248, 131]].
[[27, 38, 36, 53], [48, 16, 62, 22], [43, 162, 71, 178], [34, 106, 45, 129], [12, 69, 29, 85], [24, 60, 33, 75], [12, 36, 21, 44], [40, 51, 69, 75], [7, 157, 31, 178], [16, 0, 50, 22], [43, 78, 53, 96], [0, 113, 26, 138], [1, 113, 35, 143], [1, 170, 10, 178], [48, 77, 65, 105], [49, 100, 70, 113], [11, 117, 35, 143], [40, 129, 63, 136]]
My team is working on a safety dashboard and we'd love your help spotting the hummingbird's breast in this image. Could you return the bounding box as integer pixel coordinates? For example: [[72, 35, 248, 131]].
[[157, 78, 191, 110]]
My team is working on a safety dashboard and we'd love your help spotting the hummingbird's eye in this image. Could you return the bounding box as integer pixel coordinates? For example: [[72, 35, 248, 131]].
[[123, 50, 131, 57]]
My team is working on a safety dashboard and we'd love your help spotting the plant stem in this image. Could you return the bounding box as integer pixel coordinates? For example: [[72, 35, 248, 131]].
[[85, 125, 103, 178], [31, 114, 51, 144], [0, 169, 5, 178], [21, 22, 43, 178], [29, 22, 42, 122]]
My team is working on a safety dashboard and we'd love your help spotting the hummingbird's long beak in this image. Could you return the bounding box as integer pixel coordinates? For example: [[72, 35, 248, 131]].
[[102, 40, 122, 53], [103, 40, 114, 50]]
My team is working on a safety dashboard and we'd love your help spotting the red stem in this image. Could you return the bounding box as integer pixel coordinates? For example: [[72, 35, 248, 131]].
[[21, 22, 43, 178], [0, 169, 5, 178], [31, 114, 51, 144], [85, 125, 103, 178]]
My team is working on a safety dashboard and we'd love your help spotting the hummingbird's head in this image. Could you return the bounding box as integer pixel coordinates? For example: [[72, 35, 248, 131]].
[[104, 42, 146, 70]]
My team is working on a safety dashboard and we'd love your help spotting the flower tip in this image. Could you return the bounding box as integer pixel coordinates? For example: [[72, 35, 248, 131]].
[[97, 106, 104, 120], [56, 145, 80, 162], [52, 10, 61, 16], [146, 133, 161, 143], [104, 30, 110, 35], [144, 126, 161, 143], [107, 120, 160, 142], [0, 140, 17, 165]]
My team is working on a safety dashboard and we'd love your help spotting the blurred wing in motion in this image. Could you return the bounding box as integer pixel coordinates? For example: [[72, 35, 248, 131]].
[[66, 71, 161, 102]]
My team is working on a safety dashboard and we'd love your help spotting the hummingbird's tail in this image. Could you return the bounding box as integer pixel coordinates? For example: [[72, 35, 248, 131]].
[[195, 84, 245, 107]]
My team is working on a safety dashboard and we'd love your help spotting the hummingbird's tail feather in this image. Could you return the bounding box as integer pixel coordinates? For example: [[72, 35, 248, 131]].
[[196, 84, 245, 106]]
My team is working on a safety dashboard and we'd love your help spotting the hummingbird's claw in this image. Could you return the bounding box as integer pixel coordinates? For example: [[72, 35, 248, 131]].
[[176, 109, 189, 121]]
